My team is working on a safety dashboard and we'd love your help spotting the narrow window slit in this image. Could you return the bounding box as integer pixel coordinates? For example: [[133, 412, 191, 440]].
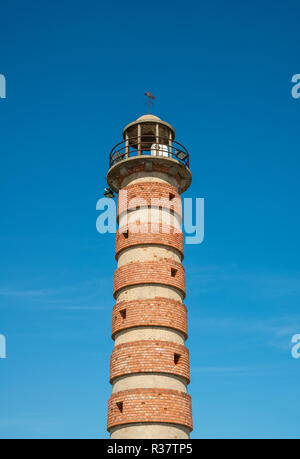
[[116, 401, 123, 413], [169, 192, 175, 201], [123, 230, 129, 239], [174, 353, 181, 365], [171, 268, 178, 277], [120, 309, 126, 319]]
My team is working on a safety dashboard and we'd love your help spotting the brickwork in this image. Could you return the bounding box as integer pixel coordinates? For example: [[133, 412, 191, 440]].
[[115, 223, 184, 260], [116, 164, 183, 190], [117, 182, 182, 221], [111, 298, 188, 339], [107, 388, 193, 431], [110, 340, 190, 383], [113, 260, 186, 298]]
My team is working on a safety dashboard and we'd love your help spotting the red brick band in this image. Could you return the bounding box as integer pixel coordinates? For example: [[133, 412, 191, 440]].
[[115, 223, 184, 260], [107, 388, 193, 431], [111, 298, 188, 339], [110, 340, 190, 383], [113, 260, 186, 299], [115, 163, 184, 190], [117, 182, 182, 221]]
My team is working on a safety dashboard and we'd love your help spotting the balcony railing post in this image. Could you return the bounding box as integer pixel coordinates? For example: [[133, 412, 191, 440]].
[[137, 124, 141, 155], [125, 133, 129, 158], [156, 123, 159, 156], [169, 131, 172, 158]]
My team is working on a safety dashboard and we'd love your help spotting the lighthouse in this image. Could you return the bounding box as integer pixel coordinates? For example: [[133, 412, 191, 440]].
[[106, 111, 193, 439]]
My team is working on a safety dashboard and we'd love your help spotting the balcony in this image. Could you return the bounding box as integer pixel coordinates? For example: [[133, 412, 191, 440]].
[[109, 135, 189, 169]]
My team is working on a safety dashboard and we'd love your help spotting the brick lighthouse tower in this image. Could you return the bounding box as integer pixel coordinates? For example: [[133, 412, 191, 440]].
[[106, 110, 193, 439]]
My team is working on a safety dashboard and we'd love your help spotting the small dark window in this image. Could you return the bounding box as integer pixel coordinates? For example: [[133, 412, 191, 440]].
[[171, 268, 177, 277], [116, 402, 123, 413], [120, 309, 126, 319], [123, 230, 129, 239], [174, 353, 181, 365], [169, 193, 175, 201]]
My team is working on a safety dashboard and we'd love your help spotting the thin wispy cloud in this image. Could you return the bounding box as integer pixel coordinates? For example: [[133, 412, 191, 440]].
[[188, 264, 300, 299], [0, 288, 50, 297], [0, 277, 111, 297], [52, 305, 107, 311], [193, 315, 300, 333], [191, 365, 252, 374], [190, 362, 298, 376], [190, 314, 300, 352], [0, 277, 112, 311]]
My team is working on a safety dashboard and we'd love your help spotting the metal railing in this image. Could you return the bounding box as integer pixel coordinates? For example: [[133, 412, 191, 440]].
[[109, 135, 189, 168]]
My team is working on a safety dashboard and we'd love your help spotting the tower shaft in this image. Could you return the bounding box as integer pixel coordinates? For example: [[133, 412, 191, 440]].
[[106, 115, 193, 439]]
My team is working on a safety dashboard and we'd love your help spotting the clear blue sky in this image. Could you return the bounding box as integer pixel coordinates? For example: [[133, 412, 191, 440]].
[[1, 0, 300, 439]]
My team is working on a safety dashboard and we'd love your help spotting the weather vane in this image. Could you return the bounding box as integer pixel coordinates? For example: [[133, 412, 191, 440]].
[[144, 91, 155, 113]]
